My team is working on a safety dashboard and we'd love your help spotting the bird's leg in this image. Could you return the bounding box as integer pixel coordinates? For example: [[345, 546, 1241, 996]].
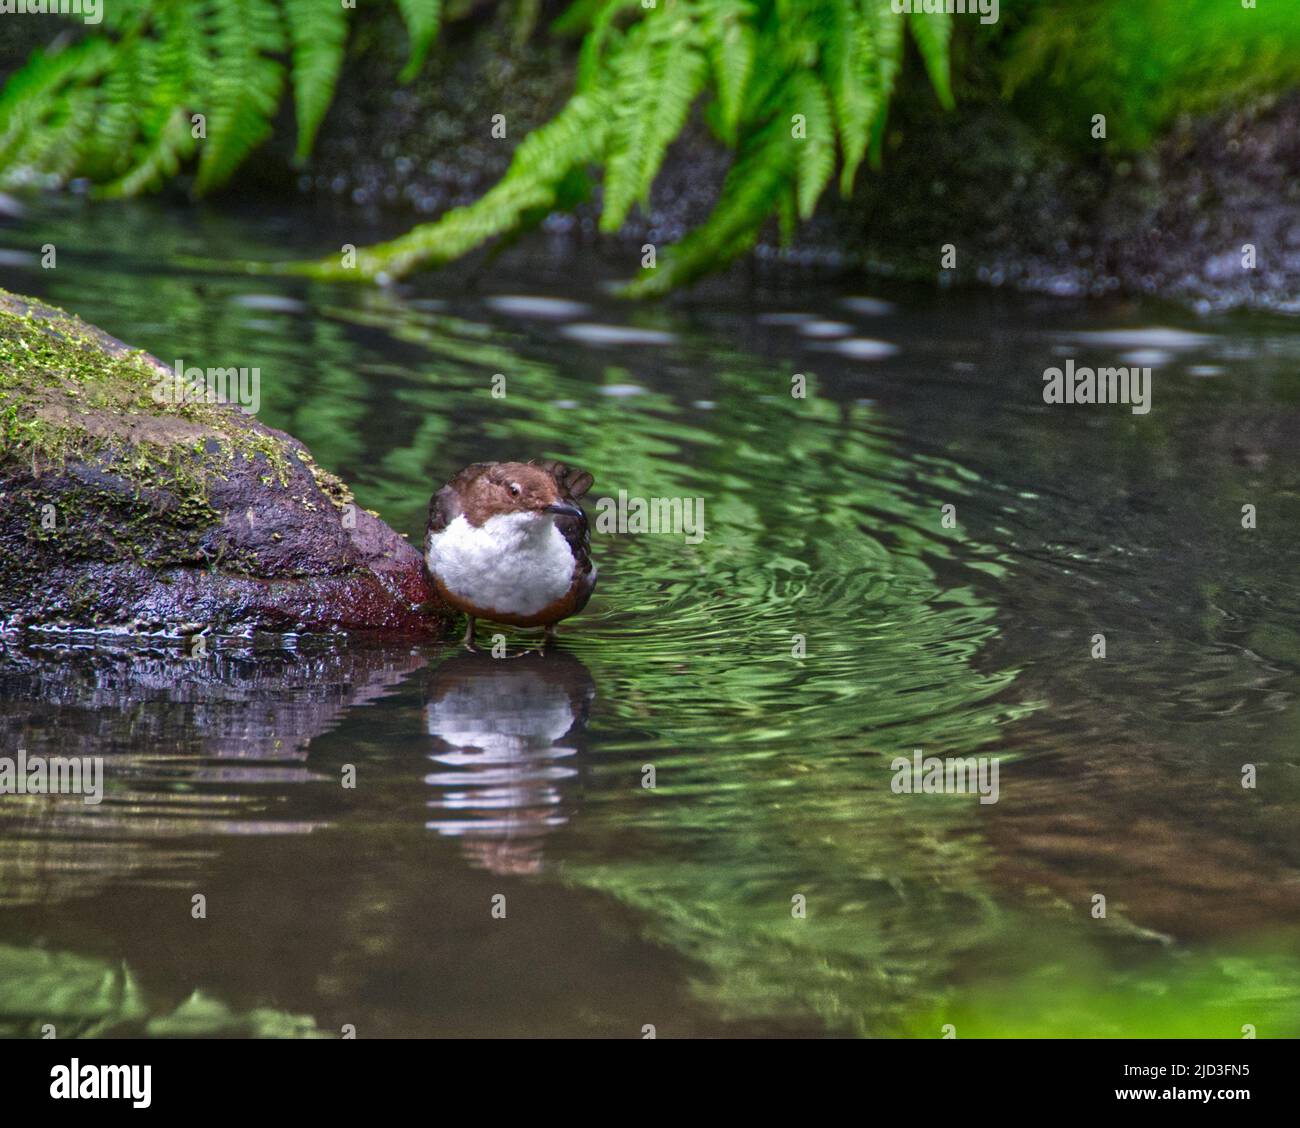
[[543, 623, 557, 646], [462, 615, 477, 649]]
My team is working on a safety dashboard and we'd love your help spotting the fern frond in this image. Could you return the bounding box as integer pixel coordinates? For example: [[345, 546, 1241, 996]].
[[318, 0, 954, 290], [706, 0, 757, 144], [824, 0, 877, 194], [600, 9, 708, 232], [570, 0, 640, 90], [284, 0, 350, 161], [87, 34, 149, 178], [0, 40, 114, 179], [42, 93, 101, 183], [95, 2, 207, 195], [908, 9, 954, 110], [776, 182, 796, 246], [301, 92, 612, 280], [863, 0, 905, 166], [395, 0, 443, 83], [624, 116, 794, 297], [0, 0, 955, 293], [0, 0, 447, 196], [13, 89, 100, 186], [101, 107, 195, 198], [789, 72, 835, 220], [864, 0, 905, 96], [194, 1, 286, 195]]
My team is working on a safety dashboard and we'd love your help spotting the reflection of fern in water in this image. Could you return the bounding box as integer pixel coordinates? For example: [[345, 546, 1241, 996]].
[[0, 1, 952, 292], [0, 0, 441, 196]]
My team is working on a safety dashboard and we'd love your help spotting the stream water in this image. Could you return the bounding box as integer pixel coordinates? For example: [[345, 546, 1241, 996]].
[[1, 197, 1298, 1037]]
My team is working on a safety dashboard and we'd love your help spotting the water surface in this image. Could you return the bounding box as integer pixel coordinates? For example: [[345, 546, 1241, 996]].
[[1, 199, 1298, 1037]]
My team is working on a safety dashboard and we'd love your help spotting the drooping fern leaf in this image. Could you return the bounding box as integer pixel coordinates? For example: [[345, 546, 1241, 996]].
[[824, 0, 877, 195], [0, 0, 956, 293], [790, 71, 836, 220], [91, 33, 149, 179], [194, 0, 285, 195], [284, 0, 350, 162], [0, 0, 444, 197], [395, 0, 444, 83], [600, 6, 708, 232], [705, 0, 757, 145], [907, 7, 954, 110], [0, 39, 115, 178], [296, 92, 613, 281], [318, 0, 956, 291], [100, 1, 207, 197], [625, 115, 795, 297], [865, 0, 906, 167]]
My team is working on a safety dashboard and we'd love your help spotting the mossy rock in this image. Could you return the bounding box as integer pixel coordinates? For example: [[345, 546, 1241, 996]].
[[0, 288, 444, 636]]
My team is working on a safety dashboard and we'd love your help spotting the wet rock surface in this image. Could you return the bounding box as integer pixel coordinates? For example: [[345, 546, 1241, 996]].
[[0, 289, 444, 636], [830, 89, 1300, 314]]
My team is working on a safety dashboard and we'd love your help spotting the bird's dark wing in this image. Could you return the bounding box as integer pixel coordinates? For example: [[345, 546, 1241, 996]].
[[536, 460, 597, 612], [560, 506, 597, 614], [425, 486, 457, 535]]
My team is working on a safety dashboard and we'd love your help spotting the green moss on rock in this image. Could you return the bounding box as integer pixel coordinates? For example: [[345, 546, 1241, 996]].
[[0, 289, 440, 635]]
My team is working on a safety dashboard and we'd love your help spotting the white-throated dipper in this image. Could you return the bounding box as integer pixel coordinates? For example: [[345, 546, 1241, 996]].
[[424, 460, 597, 646]]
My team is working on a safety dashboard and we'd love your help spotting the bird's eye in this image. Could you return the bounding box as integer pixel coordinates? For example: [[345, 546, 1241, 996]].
[[508, 483, 521, 497]]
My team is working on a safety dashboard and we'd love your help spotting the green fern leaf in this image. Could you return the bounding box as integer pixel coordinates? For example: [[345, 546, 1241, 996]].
[[776, 182, 796, 246], [395, 0, 442, 83], [303, 92, 611, 280], [148, 1, 210, 128], [625, 117, 794, 297], [284, 0, 350, 161], [707, 0, 757, 144], [601, 11, 707, 232], [863, 0, 905, 166], [96, 1, 208, 197], [86, 34, 149, 178], [180, 0, 214, 75], [824, 0, 878, 194], [865, 0, 904, 95], [10, 89, 99, 186], [101, 107, 195, 198], [0, 40, 114, 178], [0, 0, 954, 295], [194, 1, 286, 195], [790, 72, 835, 219], [908, 9, 954, 110], [572, 0, 639, 90]]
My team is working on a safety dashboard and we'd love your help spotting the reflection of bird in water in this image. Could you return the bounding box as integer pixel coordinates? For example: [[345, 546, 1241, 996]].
[[423, 648, 596, 875]]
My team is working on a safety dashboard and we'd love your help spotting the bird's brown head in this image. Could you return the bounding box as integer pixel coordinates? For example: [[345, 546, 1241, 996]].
[[458, 462, 584, 525]]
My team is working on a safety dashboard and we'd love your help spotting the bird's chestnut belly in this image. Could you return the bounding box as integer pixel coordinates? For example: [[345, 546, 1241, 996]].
[[433, 574, 587, 627]]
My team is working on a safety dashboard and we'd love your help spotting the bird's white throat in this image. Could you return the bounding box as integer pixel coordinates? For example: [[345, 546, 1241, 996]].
[[427, 512, 576, 617]]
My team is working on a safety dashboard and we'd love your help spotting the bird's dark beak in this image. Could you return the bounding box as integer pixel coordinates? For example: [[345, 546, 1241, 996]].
[[545, 501, 584, 519]]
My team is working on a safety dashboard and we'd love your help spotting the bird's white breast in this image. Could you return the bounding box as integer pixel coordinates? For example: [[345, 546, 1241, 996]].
[[426, 512, 575, 617]]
